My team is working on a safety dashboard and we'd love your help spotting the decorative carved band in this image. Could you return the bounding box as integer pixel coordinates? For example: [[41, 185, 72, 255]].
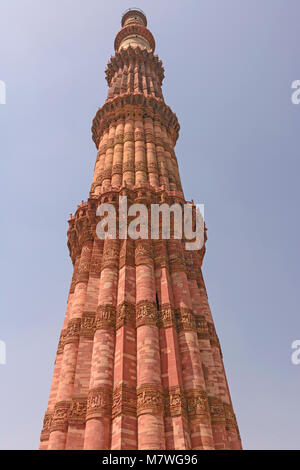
[[64, 318, 81, 345], [123, 160, 135, 172], [57, 329, 66, 354], [86, 386, 112, 420], [95, 305, 116, 330], [135, 161, 147, 172], [186, 389, 210, 422], [116, 302, 136, 329], [92, 94, 179, 149], [114, 134, 124, 145], [68, 397, 87, 425], [124, 132, 134, 143], [112, 384, 137, 419], [50, 401, 71, 433], [106, 137, 115, 149], [195, 315, 209, 340], [158, 304, 176, 329], [164, 386, 187, 417], [135, 242, 153, 260], [208, 322, 221, 349], [112, 163, 123, 175], [137, 383, 164, 416], [135, 131, 145, 142], [40, 411, 53, 441], [224, 403, 239, 433], [208, 396, 226, 425], [175, 308, 197, 333], [136, 301, 157, 328], [81, 312, 96, 338]]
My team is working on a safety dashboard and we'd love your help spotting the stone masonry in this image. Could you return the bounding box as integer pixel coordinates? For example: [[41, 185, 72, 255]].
[[40, 9, 242, 450]]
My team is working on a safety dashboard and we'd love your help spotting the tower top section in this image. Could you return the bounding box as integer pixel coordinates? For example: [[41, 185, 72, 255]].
[[115, 8, 155, 52], [121, 8, 147, 27]]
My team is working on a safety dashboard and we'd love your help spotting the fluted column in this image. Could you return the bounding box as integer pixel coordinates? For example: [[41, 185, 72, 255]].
[[154, 240, 191, 450], [65, 238, 103, 449], [123, 116, 135, 186], [168, 240, 214, 450], [145, 117, 160, 188], [135, 239, 166, 450], [135, 116, 148, 185], [111, 118, 124, 188], [48, 238, 93, 450], [84, 238, 119, 449], [111, 238, 137, 449]]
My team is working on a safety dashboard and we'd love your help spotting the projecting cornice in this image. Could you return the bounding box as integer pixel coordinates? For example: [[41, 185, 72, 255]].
[[114, 23, 155, 52], [105, 46, 165, 86], [91, 93, 180, 148]]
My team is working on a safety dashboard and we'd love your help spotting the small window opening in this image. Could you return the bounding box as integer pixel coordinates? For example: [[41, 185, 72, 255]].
[[156, 293, 160, 311]]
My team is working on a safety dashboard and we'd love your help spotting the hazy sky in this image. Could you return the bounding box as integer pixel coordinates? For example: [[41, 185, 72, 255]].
[[0, 0, 299, 450]]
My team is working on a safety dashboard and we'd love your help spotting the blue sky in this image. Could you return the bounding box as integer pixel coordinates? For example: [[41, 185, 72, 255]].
[[0, 0, 299, 449]]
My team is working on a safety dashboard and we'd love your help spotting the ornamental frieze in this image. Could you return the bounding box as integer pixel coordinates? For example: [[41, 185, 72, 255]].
[[208, 321, 221, 350], [101, 246, 119, 270], [111, 163, 123, 175], [147, 162, 158, 173], [69, 397, 87, 425], [164, 386, 187, 417], [64, 318, 81, 345], [135, 161, 147, 172], [92, 95, 179, 149], [86, 386, 112, 420], [145, 132, 156, 144], [137, 384, 164, 416], [135, 242, 153, 261], [102, 168, 112, 180], [95, 305, 116, 330], [186, 389, 209, 421], [155, 136, 164, 147], [124, 131, 134, 143], [116, 301, 136, 329], [136, 301, 157, 328], [114, 134, 124, 145], [40, 411, 53, 441], [208, 396, 226, 425], [134, 131, 145, 142], [89, 258, 102, 277], [195, 315, 210, 340], [57, 328, 66, 355], [158, 304, 175, 329], [106, 137, 115, 149], [50, 401, 70, 433], [112, 384, 137, 419], [80, 312, 96, 338], [123, 161, 135, 172], [175, 308, 196, 333], [224, 403, 239, 433]]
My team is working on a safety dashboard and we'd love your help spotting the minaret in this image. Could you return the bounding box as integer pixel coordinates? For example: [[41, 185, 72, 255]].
[[40, 9, 242, 450]]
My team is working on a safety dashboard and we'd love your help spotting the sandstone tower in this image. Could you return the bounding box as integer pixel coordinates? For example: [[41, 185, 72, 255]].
[[40, 9, 242, 450]]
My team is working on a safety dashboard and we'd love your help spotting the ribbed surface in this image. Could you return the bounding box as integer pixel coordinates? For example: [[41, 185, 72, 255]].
[[39, 12, 242, 451]]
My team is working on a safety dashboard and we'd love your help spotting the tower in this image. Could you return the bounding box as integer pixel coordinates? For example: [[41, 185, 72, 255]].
[[40, 9, 242, 450]]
